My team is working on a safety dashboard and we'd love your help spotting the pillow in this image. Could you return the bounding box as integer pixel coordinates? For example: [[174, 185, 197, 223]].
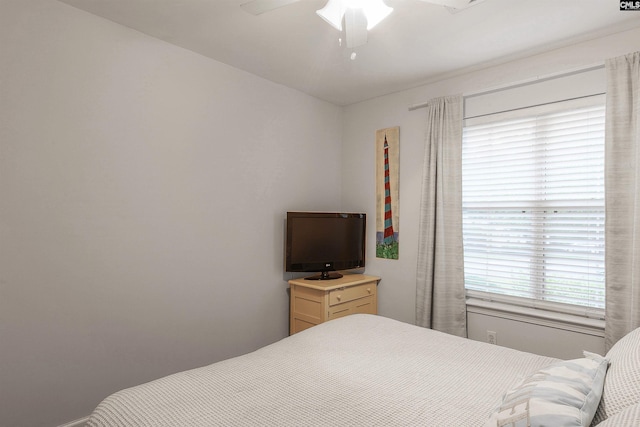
[[592, 402, 640, 427], [485, 352, 609, 427], [592, 327, 640, 425]]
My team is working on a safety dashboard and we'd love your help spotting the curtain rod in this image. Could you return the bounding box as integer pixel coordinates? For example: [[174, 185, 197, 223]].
[[407, 63, 605, 112], [464, 92, 605, 121]]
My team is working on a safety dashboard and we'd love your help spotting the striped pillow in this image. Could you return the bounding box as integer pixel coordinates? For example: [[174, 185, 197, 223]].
[[485, 352, 609, 427]]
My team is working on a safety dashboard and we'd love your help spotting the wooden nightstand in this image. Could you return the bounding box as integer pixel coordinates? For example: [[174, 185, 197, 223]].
[[288, 274, 380, 335]]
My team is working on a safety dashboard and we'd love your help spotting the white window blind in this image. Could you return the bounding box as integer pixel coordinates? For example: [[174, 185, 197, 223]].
[[462, 97, 605, 317]]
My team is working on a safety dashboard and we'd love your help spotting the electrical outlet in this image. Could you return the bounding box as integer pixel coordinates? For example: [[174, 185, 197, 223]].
[[487, 330, 497, 345]]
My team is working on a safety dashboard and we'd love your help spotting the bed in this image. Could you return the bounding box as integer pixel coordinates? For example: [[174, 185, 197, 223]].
[[86, 314, 640, 427]]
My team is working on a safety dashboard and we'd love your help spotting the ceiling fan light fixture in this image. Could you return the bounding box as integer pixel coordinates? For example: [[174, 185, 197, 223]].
[[316, 0, 345, 30], [362, 0, 393, 30], [316, 0, 393, 32]]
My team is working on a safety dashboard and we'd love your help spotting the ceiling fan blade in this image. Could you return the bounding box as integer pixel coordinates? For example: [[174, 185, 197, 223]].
[[240, 0, 302, 15], [344, 8, 367, 49], [415, 0, 485, 10]]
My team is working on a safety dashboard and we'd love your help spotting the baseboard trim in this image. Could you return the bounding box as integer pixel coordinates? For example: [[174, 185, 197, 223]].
[[58, 416, 89, 427]]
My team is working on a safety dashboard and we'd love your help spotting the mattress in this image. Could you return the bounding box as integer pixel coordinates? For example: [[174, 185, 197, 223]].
[[87, 314, 558, 426]]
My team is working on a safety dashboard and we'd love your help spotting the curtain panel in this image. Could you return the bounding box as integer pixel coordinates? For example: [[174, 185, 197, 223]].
[[605, 51, 640, 350], [415, 95, 467, 337]]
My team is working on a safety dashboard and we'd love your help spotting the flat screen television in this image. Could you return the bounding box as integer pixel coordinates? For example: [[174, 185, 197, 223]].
[[285, 212, 366, 280]]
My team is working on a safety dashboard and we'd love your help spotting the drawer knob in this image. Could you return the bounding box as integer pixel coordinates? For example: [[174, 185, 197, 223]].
[[367, 288, 371, 293], [337, 295, 341, 301]]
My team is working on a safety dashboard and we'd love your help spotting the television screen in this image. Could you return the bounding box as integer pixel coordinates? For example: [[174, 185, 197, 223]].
[[285, 212, 366, 280]]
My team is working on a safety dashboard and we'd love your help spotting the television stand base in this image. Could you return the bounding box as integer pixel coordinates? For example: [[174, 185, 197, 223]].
[[305, 271, 343, 280]]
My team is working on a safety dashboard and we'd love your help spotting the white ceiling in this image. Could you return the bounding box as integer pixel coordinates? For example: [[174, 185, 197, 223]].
[[57, 0, 640, 105]]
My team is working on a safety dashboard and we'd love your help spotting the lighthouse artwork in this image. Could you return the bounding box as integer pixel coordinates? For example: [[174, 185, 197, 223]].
[[376, 127, 399, 259]]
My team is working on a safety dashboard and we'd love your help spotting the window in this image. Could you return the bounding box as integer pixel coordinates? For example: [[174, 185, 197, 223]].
[[462, 97, 605, 316]]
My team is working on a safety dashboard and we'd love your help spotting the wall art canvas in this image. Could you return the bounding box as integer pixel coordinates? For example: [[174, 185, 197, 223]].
[[376, 127, 399, 259]]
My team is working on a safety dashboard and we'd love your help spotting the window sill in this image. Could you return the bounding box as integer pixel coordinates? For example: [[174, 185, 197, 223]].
[[466, 298, 605, 337]]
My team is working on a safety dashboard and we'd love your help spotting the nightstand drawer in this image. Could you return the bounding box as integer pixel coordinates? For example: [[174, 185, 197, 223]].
[[329, 283, 375, 306], [328, 295, 376, 319]]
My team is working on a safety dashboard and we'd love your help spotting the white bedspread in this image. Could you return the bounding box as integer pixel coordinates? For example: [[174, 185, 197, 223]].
[[87, 314, 557, 426]]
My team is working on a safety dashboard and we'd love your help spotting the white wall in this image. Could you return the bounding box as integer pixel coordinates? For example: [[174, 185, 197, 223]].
[[0, 1, 343, 426], [342, 27, 640, 347], [467, 311, 605, 360]]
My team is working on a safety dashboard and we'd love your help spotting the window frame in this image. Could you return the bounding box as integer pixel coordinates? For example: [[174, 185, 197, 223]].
[[461, 95, 606, 320]]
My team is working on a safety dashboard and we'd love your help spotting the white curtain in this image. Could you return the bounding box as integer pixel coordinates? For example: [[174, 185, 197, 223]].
[[415, 95, 467, 337], [605, 51, 640, 350]]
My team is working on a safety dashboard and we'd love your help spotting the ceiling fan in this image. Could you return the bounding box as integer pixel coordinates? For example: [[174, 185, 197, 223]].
[[240, 0, 486, 49]]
